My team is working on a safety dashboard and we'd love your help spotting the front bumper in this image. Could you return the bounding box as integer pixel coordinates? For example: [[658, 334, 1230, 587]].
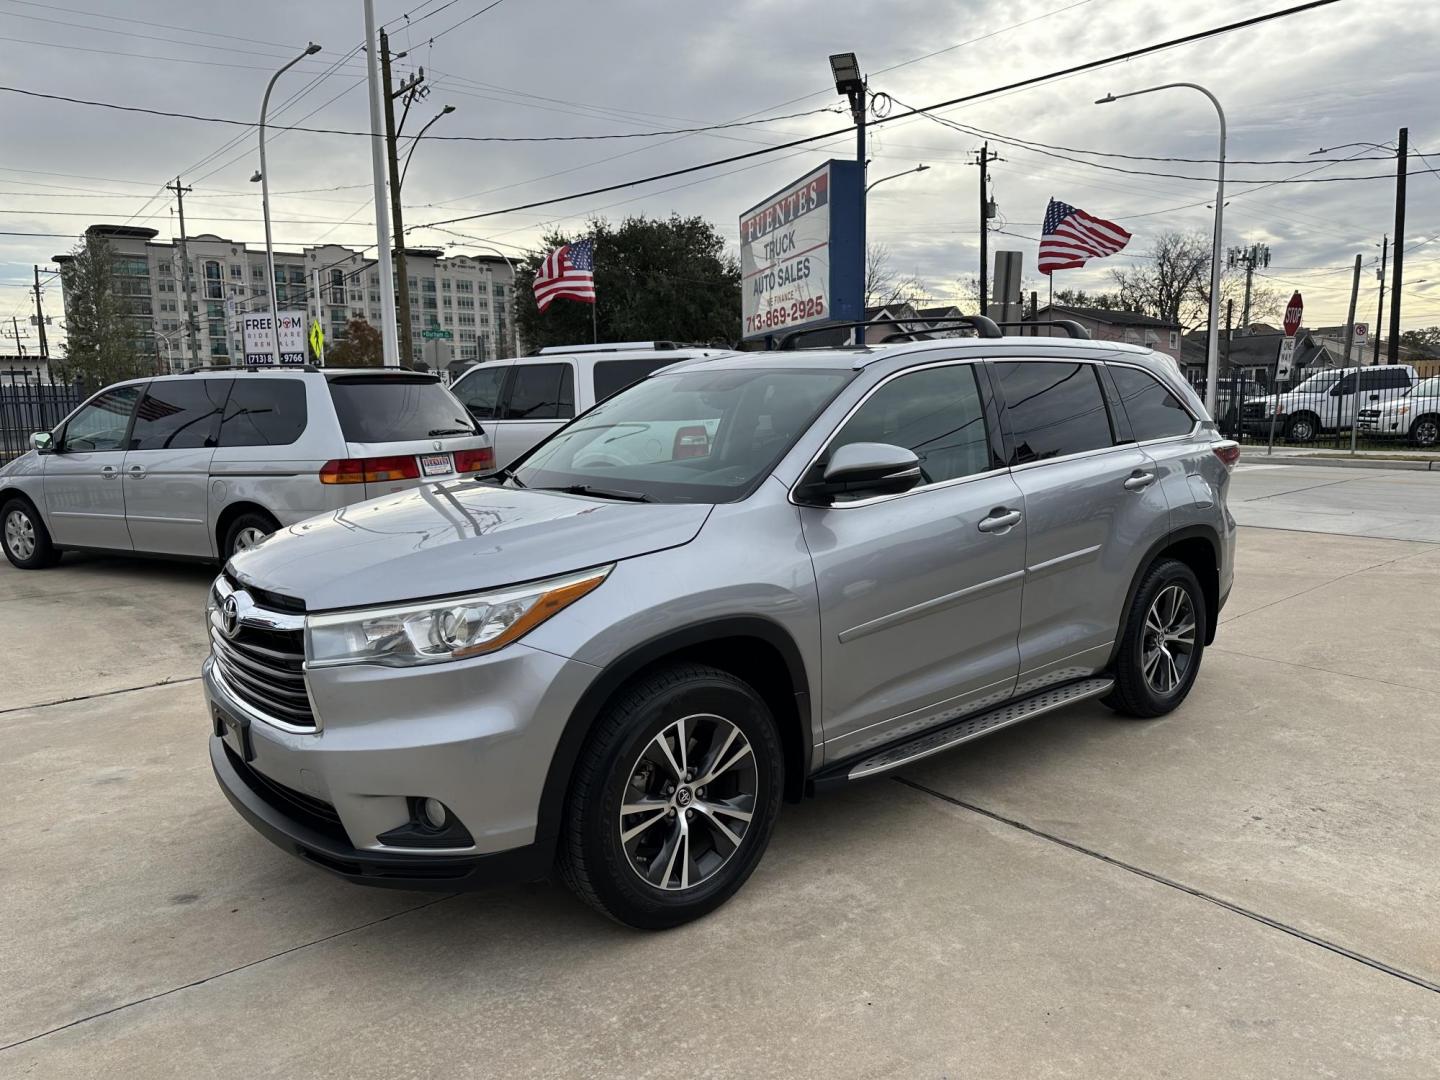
[[203, 638, 599, 890]]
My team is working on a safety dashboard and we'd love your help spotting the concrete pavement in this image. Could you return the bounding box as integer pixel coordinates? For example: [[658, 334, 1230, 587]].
[[1230, 461, 1440, 542], [2, 521, 1439, 1077]]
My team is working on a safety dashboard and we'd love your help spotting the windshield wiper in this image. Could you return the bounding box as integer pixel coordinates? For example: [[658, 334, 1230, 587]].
[[541, 484, 653, 502], [429, 427, 475, 436]]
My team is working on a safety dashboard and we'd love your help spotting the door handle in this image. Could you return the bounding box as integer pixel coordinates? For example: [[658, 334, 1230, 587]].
[[100, 465, 119, 479], [126, 465, 146, 479], [977, 508, 1023, 533], [1124, 471, 1156, 491]]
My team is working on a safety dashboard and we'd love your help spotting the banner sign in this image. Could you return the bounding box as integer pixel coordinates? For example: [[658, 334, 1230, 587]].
[[739, 160, 863, 340], [242, 311, 307, 366]]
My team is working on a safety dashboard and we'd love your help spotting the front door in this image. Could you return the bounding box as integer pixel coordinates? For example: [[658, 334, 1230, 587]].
[[123, 378, 229, 556], [42, 384, 143, 550], [798, 361, 1026, 764], [990, 359, 1173, 693]]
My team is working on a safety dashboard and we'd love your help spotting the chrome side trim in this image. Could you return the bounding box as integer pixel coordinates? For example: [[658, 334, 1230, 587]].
[[1026, 544, 1102, 576], [837, 569, 1024, 644]]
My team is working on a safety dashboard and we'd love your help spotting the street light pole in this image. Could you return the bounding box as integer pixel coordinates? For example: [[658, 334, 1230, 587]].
[[830, 53, 866, 330], [1099, 83, 1226, 416], [258, 41, 321, 367], [865, 163, 929, 195]]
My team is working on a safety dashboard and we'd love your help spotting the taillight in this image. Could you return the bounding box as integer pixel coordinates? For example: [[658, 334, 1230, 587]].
[[319, 455, 423, 485], [672, 425, 710, 460], [1212, 440, 1241, 471], [454, 447, 495, 473]]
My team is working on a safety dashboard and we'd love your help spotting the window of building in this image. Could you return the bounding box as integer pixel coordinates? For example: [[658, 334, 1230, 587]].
[[460, 345, 477, 360], [407, 276, 418, 290], [1109, 365, 1194, 442], [493, 282, 506, 298], [457, 296, 474, 310], [129, 379, 229, 450], [993, 361, 1114, 464], [1168, 331, 1180, 351], [203, 260, 223, 300], [456, 279, 472, 293], [252, 265, 265, 281], [229, 264, 244, 279], [442, 279, 451, 291], [442, 295, 452, 307], [422, 278, 436, 293], [479, 313, 491, 326], [288, 268, 305, 285]]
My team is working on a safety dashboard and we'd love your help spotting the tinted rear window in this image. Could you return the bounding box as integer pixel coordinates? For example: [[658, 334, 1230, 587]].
[[219, 379, 308, 447], [593, 357, 678, 402], [327, 376, 477, 443], [994, 360, 1114, 464], [503, 363, 575, 421], [1109, 365, 1194, 442]]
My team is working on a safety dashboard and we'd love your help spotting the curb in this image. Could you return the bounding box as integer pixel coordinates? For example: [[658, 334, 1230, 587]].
[[1241, 454, 1439, 472]]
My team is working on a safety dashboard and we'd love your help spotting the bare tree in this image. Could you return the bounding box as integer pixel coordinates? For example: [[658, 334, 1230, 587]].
[[1111, 231, 1211, 330], [865, 243, 925, 309]]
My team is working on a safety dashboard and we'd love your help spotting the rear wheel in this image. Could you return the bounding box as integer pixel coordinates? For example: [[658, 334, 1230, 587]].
[[2, 497, 60, 569], [1284, 413, 1318, 443], [558, 663, 783, 929], [222, 510, 279, 562], [1410, 415, 1440, 448], [1104, 558, 1206, 719]]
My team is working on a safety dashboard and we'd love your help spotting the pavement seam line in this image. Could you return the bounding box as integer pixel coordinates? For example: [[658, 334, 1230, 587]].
[[0, 894, 459, 1054], [1220, 542, 1439, 627], [1239, 476, 1359, 503], [894, 776, 1440, 998], [1229, 523, 1440, 545], [0, 675, 203, 717], [1207, 646, 1440, 697]]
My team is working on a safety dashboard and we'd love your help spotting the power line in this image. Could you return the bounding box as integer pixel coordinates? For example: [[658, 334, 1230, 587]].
[[0, 0, 301, 50], [425, 0, 515, 42]]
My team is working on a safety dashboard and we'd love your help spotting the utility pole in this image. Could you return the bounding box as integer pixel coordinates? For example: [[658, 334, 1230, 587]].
[[380, 29, 424, 369], [363, 0, 399, 367], [974, 143, 1001, 316], [1387, 127, 1407, 365], [32, 266, 48, 360], [1344, 252, 1362, 453], [1373, 234, 1388, 365], [11, 315, 25, 356], [1226, 243, 1270, 335], [167, 178, 200, 368]]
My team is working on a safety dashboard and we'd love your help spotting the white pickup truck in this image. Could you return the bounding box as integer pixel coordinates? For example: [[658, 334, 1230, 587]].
[[1243, 365, 1418, 443], [1356, 374, 1440, 447]]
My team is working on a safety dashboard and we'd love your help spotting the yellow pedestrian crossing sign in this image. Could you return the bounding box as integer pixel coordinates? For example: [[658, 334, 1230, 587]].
[[308, 319, 324, 363]]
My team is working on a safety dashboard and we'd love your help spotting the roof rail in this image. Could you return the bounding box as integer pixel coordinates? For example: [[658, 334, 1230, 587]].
[[179, 363, 321, 374], [778, 315, 1001, 350], [994, 319, 1091, 340], [536, 341, 683, 354]]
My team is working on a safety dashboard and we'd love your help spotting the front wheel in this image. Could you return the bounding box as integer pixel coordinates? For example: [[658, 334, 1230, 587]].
[[1104, 558, 1207, 719], [558, 663, 784, 929], [2, 497, 61, 569], [1410, 415, 1440, 448], [1284, 414, 1317, 443]]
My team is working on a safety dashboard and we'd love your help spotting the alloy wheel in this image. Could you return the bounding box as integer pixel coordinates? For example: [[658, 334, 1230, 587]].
[[1141, 584, 1197, 696], [4, 509, 35, 561], [618, 713, 757, 892], [1415, 418, 1439, 447], [232, 526, 267, 552]]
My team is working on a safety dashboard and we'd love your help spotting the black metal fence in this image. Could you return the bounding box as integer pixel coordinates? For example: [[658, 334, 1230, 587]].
[[0, 369, 86, 464], [1190, 369, 1436, 451]]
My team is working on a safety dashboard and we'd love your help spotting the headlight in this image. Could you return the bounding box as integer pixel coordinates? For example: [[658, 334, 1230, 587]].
[[1394, 403, 1410, 416], [306, 565, 611, 667]]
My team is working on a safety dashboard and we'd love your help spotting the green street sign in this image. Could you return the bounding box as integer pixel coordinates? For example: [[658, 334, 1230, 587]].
[[421, 328, 453, 340]]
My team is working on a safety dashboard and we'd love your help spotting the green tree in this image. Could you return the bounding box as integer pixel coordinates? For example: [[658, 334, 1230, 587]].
[[325, 317, 383, 367], [1400, 326, 1440, 356], [57, 235, 148, 386], [1052, 287, 1127, 311], [514, 215, 740, 349]]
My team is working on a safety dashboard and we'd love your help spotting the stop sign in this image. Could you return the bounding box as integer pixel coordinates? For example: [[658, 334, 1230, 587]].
[[1283, 291, 1304, 337]]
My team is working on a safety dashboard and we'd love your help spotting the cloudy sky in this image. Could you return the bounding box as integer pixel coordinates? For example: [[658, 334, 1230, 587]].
[[3, 0, 1438, 351]]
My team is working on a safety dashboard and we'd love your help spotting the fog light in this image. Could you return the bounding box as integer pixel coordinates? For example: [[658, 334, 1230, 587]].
[[422, 798, 447, 829]]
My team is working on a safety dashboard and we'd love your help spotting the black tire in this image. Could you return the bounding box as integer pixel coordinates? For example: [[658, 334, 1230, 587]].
[[1, 496, 61, 569], [1284, 413, 1318, 443], [1103, 558, 1207, 719], [221, 510, 280, 562], [558, 663, 784, 929], [1410, 415, 1440, 448]]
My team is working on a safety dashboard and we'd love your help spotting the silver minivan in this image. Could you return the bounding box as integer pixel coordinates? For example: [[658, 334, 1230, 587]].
[[206, 328, 1238, 929], [0, 367, 491, 568]]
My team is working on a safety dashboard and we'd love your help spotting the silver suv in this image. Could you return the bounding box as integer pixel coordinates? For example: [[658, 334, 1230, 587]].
[[0, 367, 490, 568], [206, 329, 1238, 928]]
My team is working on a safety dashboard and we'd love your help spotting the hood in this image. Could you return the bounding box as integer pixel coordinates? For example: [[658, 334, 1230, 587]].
[[229, 480, 713, 611]]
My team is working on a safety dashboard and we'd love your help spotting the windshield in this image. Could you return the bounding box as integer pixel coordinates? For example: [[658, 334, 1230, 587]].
[[1409, 376, 1440, 398], [507, 367, 852, 503], [327, 375, 478, 442], [1293, 371, 1338, 393]]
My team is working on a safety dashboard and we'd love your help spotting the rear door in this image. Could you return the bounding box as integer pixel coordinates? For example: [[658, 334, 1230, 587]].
[[492, 360, 576, 466], [324, 373, 489, 500], [992, 358, 1172, 693], [41, 384, 143, 550], [122, 378, 229, 556], [591, 355, 685, 405]]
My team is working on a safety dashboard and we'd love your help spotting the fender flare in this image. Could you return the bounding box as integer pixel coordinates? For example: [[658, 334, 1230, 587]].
[[1107, 524, 1223, 668]]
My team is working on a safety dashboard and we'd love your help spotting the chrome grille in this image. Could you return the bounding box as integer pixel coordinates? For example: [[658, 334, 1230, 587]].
[[1241, 402, 1268, 419], [210, 579, 315, 729]]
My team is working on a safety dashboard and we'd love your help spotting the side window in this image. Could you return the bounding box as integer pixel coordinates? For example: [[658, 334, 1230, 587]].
[[827, 364, 993, 496], [130, 379, 230, 451], [593, 357, 676, 401], [1360, 369, 1410, 390], [1333, 373, 1357, 395], [993, 361, 1113, 465], [1109, 365, 1194, 441], [453, 364, 506, 420], [218, 379, 308, 447], [503, 363, 574, 421], [60, 385, 141, 452]]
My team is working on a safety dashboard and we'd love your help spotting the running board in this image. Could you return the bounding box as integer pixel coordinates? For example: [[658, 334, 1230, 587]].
[[837, 677, 1114, 783]]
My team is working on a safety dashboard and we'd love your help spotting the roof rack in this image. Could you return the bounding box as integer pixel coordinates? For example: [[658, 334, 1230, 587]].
[[536, 341, 685, 355], [992, 319, 1091, 340], [778, 315, 1002, 350], [179, 363, 321, 374]]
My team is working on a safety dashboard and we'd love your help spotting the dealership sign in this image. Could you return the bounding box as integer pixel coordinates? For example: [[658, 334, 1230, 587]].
[[242, 311, 307, 366], [739, 160, 863, 341]]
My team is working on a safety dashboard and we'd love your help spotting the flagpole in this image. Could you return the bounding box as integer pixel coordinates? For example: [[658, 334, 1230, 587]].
[[591, 300, 598, 344]]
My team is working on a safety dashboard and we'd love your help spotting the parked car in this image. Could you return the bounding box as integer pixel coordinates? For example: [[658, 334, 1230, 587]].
[[0, 367, 492, 569], [207, 331, 1237, 928], [1241, 365, 1418, 442], [1356, 375, 1440, 446], [448, 341, 734, 468]]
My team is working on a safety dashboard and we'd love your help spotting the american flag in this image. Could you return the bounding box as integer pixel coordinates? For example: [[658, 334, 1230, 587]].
[[533, 238, 596, 312], [1037, 198, 1131, 275]]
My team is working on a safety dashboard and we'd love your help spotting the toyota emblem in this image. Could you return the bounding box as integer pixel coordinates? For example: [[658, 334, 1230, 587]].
[[220, 595, 241, 638]]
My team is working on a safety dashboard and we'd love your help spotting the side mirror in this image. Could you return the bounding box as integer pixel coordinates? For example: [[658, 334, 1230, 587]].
[[30, 431, 53, 453], [798, 442, 922, 503]]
